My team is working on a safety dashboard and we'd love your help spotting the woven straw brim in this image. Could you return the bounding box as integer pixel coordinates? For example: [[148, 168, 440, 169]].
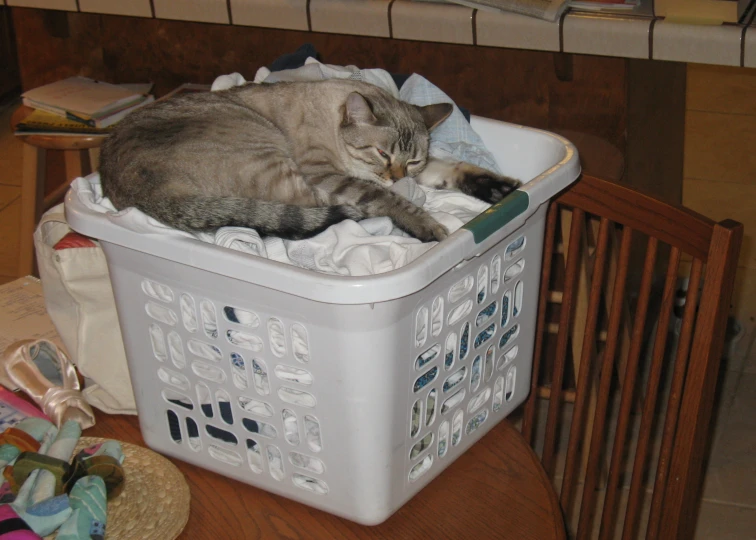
[[45, 436, 190, 540]]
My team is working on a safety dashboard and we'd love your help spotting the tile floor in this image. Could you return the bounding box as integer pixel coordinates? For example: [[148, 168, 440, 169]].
[[0, 97, 754, 538]]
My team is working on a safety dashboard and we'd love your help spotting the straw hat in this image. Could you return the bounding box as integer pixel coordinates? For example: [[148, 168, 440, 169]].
[[45, 437, 191, 540]]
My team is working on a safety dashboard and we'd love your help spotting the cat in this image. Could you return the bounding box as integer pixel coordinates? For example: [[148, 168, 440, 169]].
[[99, 79, 520, 243]]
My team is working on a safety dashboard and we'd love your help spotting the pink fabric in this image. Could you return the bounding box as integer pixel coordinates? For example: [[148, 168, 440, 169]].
[[0, 388, 49, 422], [0, 505, 42, 539], [53, 232, 96, 250]]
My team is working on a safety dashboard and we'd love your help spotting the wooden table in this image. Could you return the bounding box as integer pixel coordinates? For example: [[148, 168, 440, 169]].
[[87, 414, 565, 539]]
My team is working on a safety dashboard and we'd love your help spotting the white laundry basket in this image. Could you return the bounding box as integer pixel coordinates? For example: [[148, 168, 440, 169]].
[[65, 116, 580, 525]]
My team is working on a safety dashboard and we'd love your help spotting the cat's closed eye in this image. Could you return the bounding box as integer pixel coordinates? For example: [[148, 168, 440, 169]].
[[375, 148, 389, 160]]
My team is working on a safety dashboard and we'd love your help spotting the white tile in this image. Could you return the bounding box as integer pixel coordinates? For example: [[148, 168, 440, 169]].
[[653, 20, 742, 66], [230, 0, 308, 31], [391, 0, 473, 45], [78, 0, 152, 17], [7, 0, 76, 10], [475, 9, 559, 52], [563, 13, 651, 59], [695, 501, 756, 539], [731, 267, 756, 364], [588, 487, 654, 539], [706, 368, 741, 455], [745, 25, 756, 69], [153, 0, 229, 24], [310, 0, 390, 38], [745, 350, 756, 375], [723, 373, 756, 431], [701, 372, 756, 507]]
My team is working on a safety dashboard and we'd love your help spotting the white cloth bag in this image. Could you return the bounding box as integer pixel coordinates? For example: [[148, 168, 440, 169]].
[[33, 204, 136, 415]]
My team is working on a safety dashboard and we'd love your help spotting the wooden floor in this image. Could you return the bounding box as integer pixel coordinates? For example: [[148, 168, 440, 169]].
[[0, 96, 754, 538]]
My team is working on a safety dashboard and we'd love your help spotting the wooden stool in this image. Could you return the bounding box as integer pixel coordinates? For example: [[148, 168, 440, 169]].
[[11, 105, 105, 277]]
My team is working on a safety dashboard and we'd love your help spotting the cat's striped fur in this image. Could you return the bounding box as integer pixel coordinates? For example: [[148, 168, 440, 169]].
[[99, 79, 519, 242]]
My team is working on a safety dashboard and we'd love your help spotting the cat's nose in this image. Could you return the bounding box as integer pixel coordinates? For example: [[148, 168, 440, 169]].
[[390, 164, 407, 180]]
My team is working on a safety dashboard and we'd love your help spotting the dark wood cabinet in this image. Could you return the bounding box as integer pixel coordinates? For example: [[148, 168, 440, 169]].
[[0, 7, 20, 102]]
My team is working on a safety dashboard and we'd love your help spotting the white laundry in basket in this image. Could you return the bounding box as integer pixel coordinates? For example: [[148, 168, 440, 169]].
[[71, 174, 490, 277]]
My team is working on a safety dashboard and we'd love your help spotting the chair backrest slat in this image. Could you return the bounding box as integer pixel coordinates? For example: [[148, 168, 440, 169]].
[[560, 216, 611, 517], [576, 223, 634, 539], [598, 236, 659, 540], [523, 202, 559, 446], [542, 209, 586, 477], [645, 258, 704, 540], [622, 247, 681, 540], [658, 222, 743, 540]]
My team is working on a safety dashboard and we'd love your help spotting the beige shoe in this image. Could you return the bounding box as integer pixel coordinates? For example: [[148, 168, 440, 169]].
[[0, 339, 95, 429]]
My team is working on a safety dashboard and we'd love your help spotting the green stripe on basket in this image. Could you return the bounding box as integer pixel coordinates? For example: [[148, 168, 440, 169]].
[[463, 190, 529, 243]]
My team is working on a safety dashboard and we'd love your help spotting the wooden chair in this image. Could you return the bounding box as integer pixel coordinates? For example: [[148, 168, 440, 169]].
[[521, 174, 742, 539], [11, 105, 103, 277]]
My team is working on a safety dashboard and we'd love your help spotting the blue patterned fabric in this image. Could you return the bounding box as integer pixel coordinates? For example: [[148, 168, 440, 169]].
[[399, 75, 502, 174]]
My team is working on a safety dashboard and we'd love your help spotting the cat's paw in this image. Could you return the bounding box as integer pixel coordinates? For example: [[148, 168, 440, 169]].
[[409, 218, 449, 243], [461, 173, 521, 204]]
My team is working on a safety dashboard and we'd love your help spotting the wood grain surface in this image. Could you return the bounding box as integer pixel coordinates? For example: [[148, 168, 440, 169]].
[[85, 414, 566, 539]]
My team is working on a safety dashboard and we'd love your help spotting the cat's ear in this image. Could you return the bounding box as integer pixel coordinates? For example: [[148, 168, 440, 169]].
[[344, 92, 377, 125], [416, 103, 453, 132]]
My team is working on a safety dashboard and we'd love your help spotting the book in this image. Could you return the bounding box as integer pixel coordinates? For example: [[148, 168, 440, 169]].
[[15, 109, 113, 136], [21, 76, 151, 126], [27, 94, 154, 129], [16, 93, 155, 132], [655, 0, 738, 23], [80, 94, 155, 128], [569, 0, 639, 11], [411, 0, 569, 22]]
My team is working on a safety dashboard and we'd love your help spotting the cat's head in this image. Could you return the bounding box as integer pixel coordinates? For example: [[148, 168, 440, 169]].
[[339, 91, 453, 186]]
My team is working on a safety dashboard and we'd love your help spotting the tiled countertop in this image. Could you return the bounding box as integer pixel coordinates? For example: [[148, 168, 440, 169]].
[[5, 0, 756, 68]]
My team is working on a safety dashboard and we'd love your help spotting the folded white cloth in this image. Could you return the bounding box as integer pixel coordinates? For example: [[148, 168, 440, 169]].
[[211, 72, 247, 91], [214, 227, 267, 257], [255, 57, 401, 98]]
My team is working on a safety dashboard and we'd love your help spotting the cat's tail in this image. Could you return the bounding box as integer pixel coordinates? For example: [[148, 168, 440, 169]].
[[142, 196, 364, 239]]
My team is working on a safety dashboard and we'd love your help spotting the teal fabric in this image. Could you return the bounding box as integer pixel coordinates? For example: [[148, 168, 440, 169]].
[[30, 421, 81, 506], [11, 424, 58, 511], [17, 494, 72, 537], [56, 476, 107, 540]]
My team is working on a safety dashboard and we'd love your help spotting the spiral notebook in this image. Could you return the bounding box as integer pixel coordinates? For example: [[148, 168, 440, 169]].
[[15, 109, 113, 136]]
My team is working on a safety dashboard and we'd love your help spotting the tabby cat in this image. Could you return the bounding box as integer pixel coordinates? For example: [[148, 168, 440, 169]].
[[99, 79, 520, 242]]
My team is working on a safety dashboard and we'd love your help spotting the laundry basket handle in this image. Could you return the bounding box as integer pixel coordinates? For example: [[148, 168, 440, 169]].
[[462, 190, 530, 243]]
